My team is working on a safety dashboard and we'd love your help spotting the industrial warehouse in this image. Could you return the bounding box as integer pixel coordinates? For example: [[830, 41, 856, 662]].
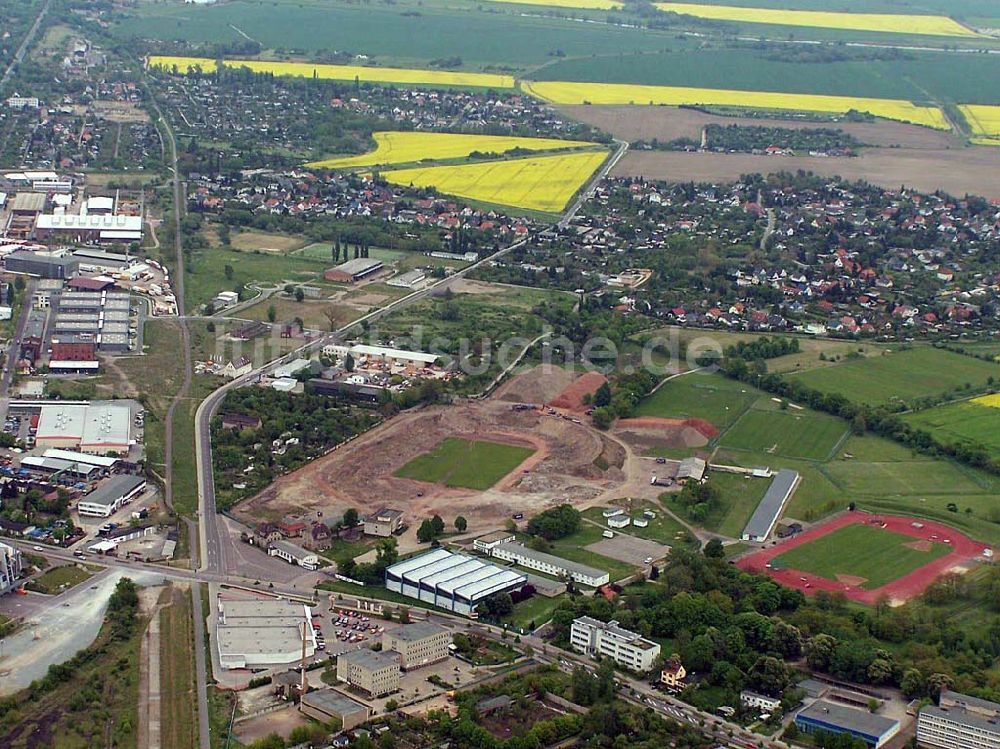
[[216, 597, 318, 670], [741, 469, 801, 543], [33, 401, 135, 455], [385, 548, 527, 616]]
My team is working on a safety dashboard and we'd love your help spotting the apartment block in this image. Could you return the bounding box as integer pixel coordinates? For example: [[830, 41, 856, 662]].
[[918, 691, 1000, 749], [570, 616, 661, 673], [381, 621, 450, 670]]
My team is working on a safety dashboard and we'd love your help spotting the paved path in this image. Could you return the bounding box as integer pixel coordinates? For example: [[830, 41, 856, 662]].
[[144, 612, 162, 749], [0, 0, 51, 89]]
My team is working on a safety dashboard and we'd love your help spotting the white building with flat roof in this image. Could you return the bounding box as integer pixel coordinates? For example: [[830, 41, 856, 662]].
[[0, 541, 23, 595], [918, 691, 1000, 749], [570, 616, 661, 673], [216, 597, 317, 670], [385, 548, 526, 617], [36, 402, 132, 455], [491, 542, 609, 587], [268, 540, 319, 570], [76, 475, 146, 518]]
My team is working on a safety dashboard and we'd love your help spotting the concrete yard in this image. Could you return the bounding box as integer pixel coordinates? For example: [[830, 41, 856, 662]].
[[585, 535, 670, 566]]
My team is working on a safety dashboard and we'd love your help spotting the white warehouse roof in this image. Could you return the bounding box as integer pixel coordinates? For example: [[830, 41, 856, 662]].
[[36, 213, 143, 232]]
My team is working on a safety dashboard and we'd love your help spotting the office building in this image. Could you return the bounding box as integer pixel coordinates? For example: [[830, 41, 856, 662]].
[[918, 690, 1000, 749], [337, 649, 400, 697], [381, 621, 450, 670], [795, 700, 900, 748], [491, 542, 610, 587], [5, 251, 79, 279], [570, 616, 661, 673]]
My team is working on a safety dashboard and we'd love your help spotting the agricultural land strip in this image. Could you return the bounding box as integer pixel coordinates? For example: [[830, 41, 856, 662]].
[[306, 131, 596, 170], [959, 104, 1000, 145], [147, 56, 514, 89], [656, 2, 980, 37], [381, 150, 609, 213], [521, 81, 950, 130]]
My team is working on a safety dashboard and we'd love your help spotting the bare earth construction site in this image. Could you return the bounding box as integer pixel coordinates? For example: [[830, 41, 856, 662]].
[[234, 368, 667, 538]]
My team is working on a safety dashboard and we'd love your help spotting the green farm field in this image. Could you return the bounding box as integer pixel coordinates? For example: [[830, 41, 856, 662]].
[[113, 0, 684, 69], [771, 523, 951, 589], [720, 405, 847, 461], [395, 437, 534, 489], [185, 246, 328, 309], [532, 48, 1000, 104], [904, 399, 1000, 460], [785, 348, 1000, 406]]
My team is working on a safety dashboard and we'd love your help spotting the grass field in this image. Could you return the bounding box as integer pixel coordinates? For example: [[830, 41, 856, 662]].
[[160, 585, 197, 749], [655, 3, 980, 37], [489, 0, 621, 8], [959, 104, 1000, 145], [25, 564, 93, 594], [150, 55, 514, 88], [785, 347, 1000, 406], [633, 372, 757, 430], [381, 150, 607, 213], [694, 471, 770, 537], [395, 437, 534, 489], [720, 405, 847, 460], [771, 523, 951, 589], [522, 80, 950, 130], [306, 131, 594, 169], [904, 398, 1000, 460], [582, 505, 697, 548], [185, 246, 328, 309]]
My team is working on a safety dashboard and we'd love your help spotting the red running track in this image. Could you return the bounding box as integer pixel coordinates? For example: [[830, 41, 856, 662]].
[[736, 511, 990, 605]]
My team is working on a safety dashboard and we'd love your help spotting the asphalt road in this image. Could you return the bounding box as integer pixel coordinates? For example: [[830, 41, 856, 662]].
[[0, 278, 37, 423], [0, 0, 51, 90]]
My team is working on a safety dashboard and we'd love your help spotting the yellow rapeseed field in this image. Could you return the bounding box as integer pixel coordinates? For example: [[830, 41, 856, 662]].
[[147, 56, 514, 89], [522, 81, 950, 130], [655, 3, 979, 37], [306, 131, 593, 170], [972, 393, 1000, 409], [485, 0, 622, 8], [381, 151, 608, 213], [959, 105, 1000, 146]]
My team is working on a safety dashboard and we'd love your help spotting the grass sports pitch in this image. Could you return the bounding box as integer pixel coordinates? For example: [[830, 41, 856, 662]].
[[395, 437, 534, 490], [771, 523, 951, 589], [720, 406, 847, 460]]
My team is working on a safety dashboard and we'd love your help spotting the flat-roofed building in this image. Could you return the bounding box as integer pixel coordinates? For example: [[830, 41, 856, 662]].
[[491, 542, 609, 587], [364, 508, 403, 537], [918, 690, 1000, 749], [387, 269, 426, 289], [217, 597, 316, 670], [570, 616, 661, 673], [11, 192, 47, 215], [796, 700, 899, 748], [0, 541, 23, 595], [43, 448, 119, 469], [336, 649, 400, 697], [385, 548, 526, 617], [5, 251, 79, 279], [382, 621, 450, 670], [76, 475, 146, 518], [473, 530, 516, 554], [742, 469, 800, 542], [324, 258, 383, 283], [21, 455, 100, 480], [323, 343, 439, 369], [299, 690, 371, 731], [36, 402, 132, 454], [35, 213, 143, 243]]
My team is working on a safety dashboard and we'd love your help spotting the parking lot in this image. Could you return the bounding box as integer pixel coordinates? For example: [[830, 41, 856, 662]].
[[585, 535, 670, 566]]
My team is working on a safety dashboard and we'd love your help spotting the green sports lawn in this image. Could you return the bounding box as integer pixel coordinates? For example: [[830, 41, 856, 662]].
[[634, 372, 757, 432], [720, 406, 847, 460], [785, 348, 1000, 406], [395, 437, 534, 490], [771, 523, 951, 589]]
